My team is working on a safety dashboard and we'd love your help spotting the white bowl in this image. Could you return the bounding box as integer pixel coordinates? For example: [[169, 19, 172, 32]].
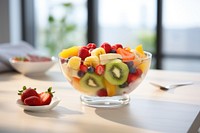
[[9, 57, 56, 75], [16, 96, 61, 112]]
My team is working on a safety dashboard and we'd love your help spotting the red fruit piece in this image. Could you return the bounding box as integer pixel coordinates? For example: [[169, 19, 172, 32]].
[[24, 96, 41, 106], [95, 65, 105, 75], [97, 89, 108, 97], [87, 43, 97, 49], [78, 47, 90, 60], [18, 86, 39, 102], [60, 58, 67, 64], [127, 74, 138, 84], [114, 44, 123, 49], [116, 48, 135, 61], [135, 68, 142, 76], [111, 45, 117, 51], [39, 87, 54, 105], [101, 42, 112, 53], [80, 64, 88, 73]]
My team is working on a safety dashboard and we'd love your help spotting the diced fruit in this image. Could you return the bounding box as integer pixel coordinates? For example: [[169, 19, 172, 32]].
[[111, 45, 117, 51], [99, 53, 122, 65], [104, 59, 129, 85], [78, 47, 90, 60], [24, 96, 41, 106], [71, 77, 81, 91], [124, 47, 131, 51], [114, 44, 123, 49], [83, 56, 100, 67], [110, 49, 117, 53], [101, 42, 112, 53], [137, 60, 150, 74], [135, 68, 142, 76], [72, 77, 87, 94], [129, 67, 136, 74], [87, 43, 97, 50], [80, 73, 104, 90], [132, 52, 142, 67], [104, 79, 116, 96], [72, 77, 97, 95], [135, 44, 145, 57], [95, 65, 105, 75], [67, 56, 81, 70], [87, 66, 95, 73], [97, 89, 108, 97], [18, 86, 39, 102], [91, 47, 106, 57], [60, 58, 66, 64], [68, 69, 79, 78], [59, 43, 150, 97], [13, 57, 29, 62], [111, 44, 123, 51], [79, 64, 88, 73], [39, 87, 54, 105], [125, 61, 134, 68], [77, 70, 85, 77], [116, 48, 135, 62], [127, 73, 138, 84], [125, 61, 136, 74], [59, 46, 81, 58]]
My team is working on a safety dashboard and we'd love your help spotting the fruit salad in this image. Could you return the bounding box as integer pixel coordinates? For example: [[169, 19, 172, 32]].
[[12, 54, 52, 62], [59, 43, 151, 97]]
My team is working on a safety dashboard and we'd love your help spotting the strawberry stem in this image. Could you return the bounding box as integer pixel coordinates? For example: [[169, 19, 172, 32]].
[[18, 86, 27, 95], [46, 87, 55, 97]]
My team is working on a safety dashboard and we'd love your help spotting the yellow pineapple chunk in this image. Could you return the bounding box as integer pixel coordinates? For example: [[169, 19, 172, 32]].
[[59, 46, 81, 58], [135, 44, 145, 57]]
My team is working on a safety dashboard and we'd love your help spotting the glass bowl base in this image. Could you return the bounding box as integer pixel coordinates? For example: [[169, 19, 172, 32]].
[[80, 94, 130, 108]]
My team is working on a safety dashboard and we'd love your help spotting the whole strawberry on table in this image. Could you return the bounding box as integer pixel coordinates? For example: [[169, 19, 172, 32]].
[[18, 86, 55, 106]]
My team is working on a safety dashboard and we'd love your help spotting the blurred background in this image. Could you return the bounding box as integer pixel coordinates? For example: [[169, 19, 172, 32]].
[[0, 0, 200, 72]]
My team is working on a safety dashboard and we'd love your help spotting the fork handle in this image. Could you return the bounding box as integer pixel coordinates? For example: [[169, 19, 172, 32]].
[[173, 82, 193, 87]]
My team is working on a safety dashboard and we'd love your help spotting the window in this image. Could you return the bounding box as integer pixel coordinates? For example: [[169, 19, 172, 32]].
[[162, 0, 200, 72], [98, 0, 157, 68], [19, 0, 200, 72], [34, 0, 87, 56]]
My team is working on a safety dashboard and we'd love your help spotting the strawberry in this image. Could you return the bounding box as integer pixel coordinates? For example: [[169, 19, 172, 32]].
[[79, 64, 88, 73], [24, 96, 41, 106], [135, 68, 142, 76], [97, 89, 107, 97], [18, 86, 39, 102], [95, 65, 105, 75], [114, 44, 123, 49], [78, 47, 90, 60], [111, 44, 123, 52], [127, 74, 138, 84], [39, 87, 55, 105], [87, 43, 97, 50], [101, 42, 111, 53]]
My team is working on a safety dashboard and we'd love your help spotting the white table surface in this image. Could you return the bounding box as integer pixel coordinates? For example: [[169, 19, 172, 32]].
[[0, 64, 200, 133]]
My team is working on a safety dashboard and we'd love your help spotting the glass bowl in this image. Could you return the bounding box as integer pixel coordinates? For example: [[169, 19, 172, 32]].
[[59, 51, 152, 108]]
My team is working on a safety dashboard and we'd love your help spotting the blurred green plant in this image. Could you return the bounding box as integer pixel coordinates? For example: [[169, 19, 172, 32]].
[[45, 3, 76, 56], [137, 31, 156, 69], [138, 31, 156, 54]]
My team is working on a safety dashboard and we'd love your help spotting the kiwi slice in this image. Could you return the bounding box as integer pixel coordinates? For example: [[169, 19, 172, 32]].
[[104, 59, 129, 85], [80, 73, 104, 90]]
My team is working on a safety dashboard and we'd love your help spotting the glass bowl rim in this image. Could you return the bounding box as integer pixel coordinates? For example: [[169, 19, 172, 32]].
[[58, 51, 152, 62]]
